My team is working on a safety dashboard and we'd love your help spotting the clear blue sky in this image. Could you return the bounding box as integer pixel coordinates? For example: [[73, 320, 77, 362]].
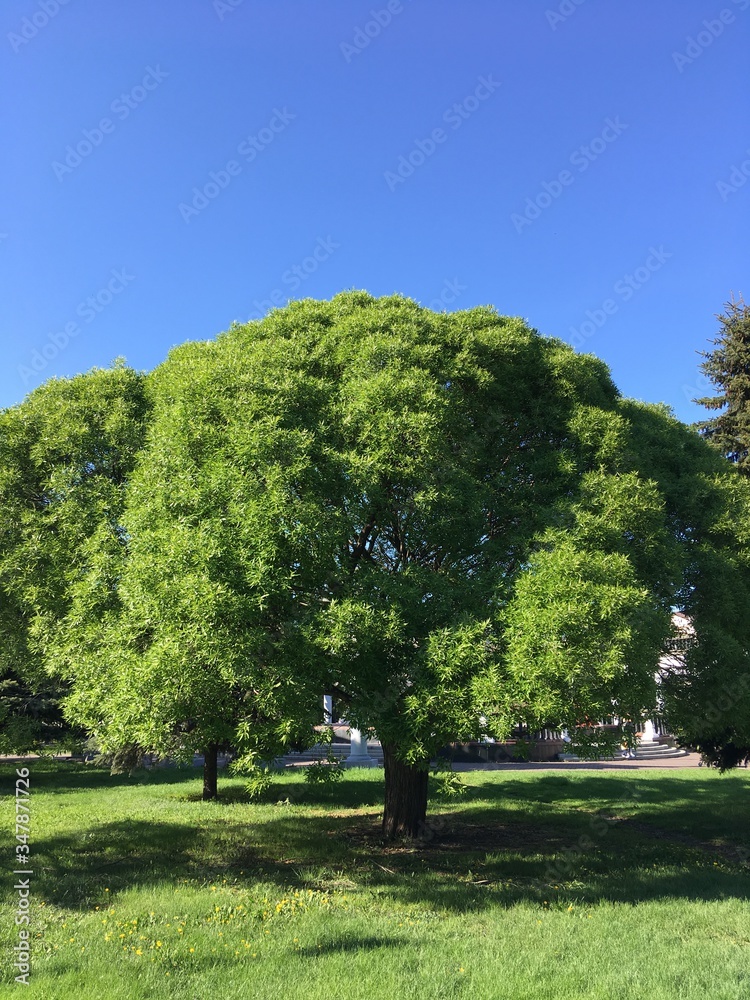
[[2, 0, 748, 420]]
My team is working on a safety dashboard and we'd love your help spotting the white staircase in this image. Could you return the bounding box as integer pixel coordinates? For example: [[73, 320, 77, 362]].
[[560, 739, 688, 762], [626, 741, 688, 760]]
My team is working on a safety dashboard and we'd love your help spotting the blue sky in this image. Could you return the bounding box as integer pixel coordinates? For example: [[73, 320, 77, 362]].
[[2, 0, 748, 420]]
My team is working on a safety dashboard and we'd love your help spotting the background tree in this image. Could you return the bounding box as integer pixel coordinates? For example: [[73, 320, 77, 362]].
[[0, 666, 78, 755], [56, 340, 327, 798], [687, 295, 750, 766], [0, 363, 148, 754], [696, 296, 750, 474]]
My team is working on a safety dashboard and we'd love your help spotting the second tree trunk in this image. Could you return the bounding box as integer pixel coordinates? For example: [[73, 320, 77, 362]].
[[202, 743, 218, 800]]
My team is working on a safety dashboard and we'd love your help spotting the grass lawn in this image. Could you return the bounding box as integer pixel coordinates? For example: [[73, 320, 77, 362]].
[[2, 760, 749, 999]]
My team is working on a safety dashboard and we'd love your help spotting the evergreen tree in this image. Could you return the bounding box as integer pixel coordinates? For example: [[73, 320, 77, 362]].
[[695, 297, 750, 474]]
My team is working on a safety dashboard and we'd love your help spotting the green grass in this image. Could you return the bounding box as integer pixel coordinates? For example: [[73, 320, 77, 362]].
[[2, 761, 749, 999]]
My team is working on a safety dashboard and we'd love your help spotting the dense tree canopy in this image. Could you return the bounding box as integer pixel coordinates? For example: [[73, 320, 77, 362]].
[[0, 363, 148, 753], [620, 401, 750, 769], [56, 340, 324, 796], [2, 294, 750, 833]]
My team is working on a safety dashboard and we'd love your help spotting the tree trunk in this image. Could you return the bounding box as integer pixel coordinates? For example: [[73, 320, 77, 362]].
[[202, 743, 218, 800], [382, 744, 429, 840]]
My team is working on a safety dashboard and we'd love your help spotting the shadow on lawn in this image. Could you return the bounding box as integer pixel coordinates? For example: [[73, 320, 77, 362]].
[[9, 764, 750, 913], [17, 818, 204, 908], [296, 936, 405, 957], [5, 757, 199, 794]]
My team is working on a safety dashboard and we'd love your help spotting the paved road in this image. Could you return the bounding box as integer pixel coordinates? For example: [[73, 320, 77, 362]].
[[9, 752, 746, 772], [453, 753, 712, 771]]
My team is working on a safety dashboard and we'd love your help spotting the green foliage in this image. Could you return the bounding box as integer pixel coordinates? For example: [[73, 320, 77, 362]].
[[511, 737, 534, 762], [304, 727, 344, 786], [304, 761, 345, 786], [430, 758, 468, 797], [83, 738, 144, 775], [502, 540, 664, 728], [567, 727, 623, 761], [228, 751, 277, 801], [0, 668, 81, 755], [2, 293, 750, 806], [242, 765, 276, 802], [0, 363, 149, 754], [693, 731, 750, 771], [53, 341, 324, 770], [696, 297, 750, 475]]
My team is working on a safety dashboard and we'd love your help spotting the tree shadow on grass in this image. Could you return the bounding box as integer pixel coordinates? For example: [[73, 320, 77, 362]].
[[10, 819, 201, 908], [244, 809, 749, 912], [177, 773, 383, 807], [7, 772, 385, 910], [5, 758, 200, 795], [238, 771, 750, 911], [8, 764, 750, 914], [468, 772, 750, 848], [296, 936, 406, 957]]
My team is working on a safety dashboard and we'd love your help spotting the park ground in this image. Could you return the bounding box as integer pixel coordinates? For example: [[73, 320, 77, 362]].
[[1, 761, 749, 999]]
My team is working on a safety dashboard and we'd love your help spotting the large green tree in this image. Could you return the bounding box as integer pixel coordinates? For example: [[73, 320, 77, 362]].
[[696, 297, 750, 474], [4, 295, 749, 833], [57, 293, 748, 836]]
